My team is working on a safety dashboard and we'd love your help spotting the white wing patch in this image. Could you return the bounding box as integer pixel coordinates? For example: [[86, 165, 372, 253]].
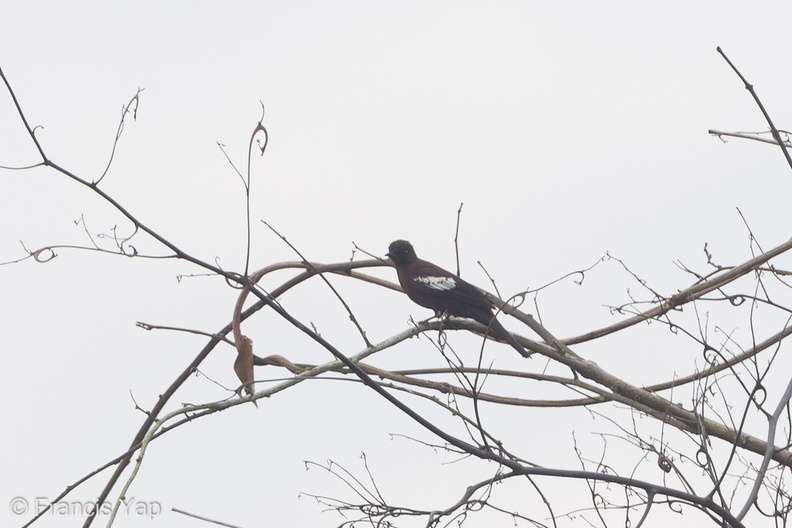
[[414, 275, 457, 291]]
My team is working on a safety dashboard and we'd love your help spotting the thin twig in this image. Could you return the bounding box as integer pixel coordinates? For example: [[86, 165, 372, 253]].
[[95, 88, 143, 185], [454, 202, 463, 276], [716, 46, 792, 171]]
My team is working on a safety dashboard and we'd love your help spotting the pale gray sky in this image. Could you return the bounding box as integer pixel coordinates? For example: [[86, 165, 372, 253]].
[[3, 2, 792, 527]]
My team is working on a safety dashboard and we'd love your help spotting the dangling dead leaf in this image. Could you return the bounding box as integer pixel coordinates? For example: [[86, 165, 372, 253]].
[[234, 335, 258, 407]]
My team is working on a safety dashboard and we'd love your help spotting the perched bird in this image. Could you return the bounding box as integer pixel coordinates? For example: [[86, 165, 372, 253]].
[[386, 239, 529, 357]]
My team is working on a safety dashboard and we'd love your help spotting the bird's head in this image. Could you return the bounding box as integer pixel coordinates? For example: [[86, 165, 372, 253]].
[[386, 239, 418, 266]]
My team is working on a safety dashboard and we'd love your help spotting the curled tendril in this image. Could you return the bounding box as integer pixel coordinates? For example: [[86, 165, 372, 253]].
[[32, 247, 57, 263], [657, 453, 673, 473], [752, 385, 767, 407], [592, 492, 607, 507], [223, 270, 246, 289], [256, 126, 269, 156], [702, 345, 719, 365], [118, 225, 139, 256], [728, 295, 746, 306], [668, 324, 679, 335], [509, 292, 526, 310], [212, 255, 243, 289], [256, 102, 269, 156], [695, 447, 709, 468], [437, 327, 449, 350], [121, 244, 138, 257]]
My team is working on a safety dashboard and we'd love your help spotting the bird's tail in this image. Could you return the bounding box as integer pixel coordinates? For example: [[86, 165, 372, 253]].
[[484, 315, 531, 358]]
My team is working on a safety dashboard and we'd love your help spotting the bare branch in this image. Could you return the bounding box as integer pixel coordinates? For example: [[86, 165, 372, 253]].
[[716, 46, 792, 171]]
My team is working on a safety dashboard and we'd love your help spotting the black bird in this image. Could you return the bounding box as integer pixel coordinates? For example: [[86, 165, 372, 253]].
[[386, 239, 529, 357]]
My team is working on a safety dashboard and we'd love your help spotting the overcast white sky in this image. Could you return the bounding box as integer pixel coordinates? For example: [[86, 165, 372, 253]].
[[3, 2, 792, 527]]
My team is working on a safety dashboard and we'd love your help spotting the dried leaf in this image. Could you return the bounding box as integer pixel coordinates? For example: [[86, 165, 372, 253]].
[[233, 336, 257, 407]]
